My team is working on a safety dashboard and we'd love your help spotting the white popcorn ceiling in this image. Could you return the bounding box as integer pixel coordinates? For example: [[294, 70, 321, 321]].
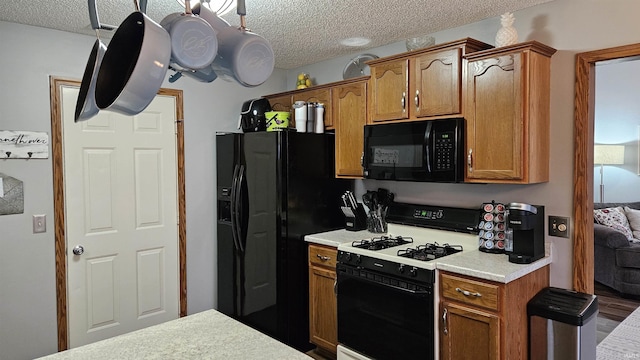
[[0, 0, 554, 69]]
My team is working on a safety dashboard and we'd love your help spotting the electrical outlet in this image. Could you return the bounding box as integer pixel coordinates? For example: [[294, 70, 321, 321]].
[[548, 216, 569, 238], [33, 214, 46, 233]]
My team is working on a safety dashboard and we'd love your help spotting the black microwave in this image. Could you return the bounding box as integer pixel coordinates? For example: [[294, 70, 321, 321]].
[[363, 118, 465, 182]]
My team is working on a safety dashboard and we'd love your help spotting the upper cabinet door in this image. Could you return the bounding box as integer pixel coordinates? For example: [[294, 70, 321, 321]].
[[466, 53, 524, 181], [464, 41, 556, 184], [293, 88, 334, 129], [333, 80, 367, 178], [411, 48, 462, 118], [368, 59, 409, 123], [265, 94, 292, 112]]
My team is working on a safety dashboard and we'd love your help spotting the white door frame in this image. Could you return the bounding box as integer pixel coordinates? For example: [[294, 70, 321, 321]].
[[49, 77, 187, 351]]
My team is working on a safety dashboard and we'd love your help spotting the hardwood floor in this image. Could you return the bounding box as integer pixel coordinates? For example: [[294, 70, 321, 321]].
[[594, 282, 640, 344]]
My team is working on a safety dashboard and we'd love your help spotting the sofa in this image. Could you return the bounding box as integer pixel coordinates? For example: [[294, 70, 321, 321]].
[[594, 202, 640, 297]]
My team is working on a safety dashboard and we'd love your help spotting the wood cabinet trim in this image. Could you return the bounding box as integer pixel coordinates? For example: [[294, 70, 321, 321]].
[[264, 76, 370, 99], [367, 37, 493, 65], [464, 40, 557, 60]]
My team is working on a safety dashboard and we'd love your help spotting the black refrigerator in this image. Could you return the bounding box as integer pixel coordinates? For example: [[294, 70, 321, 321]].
[[216, 130, 349, 351]]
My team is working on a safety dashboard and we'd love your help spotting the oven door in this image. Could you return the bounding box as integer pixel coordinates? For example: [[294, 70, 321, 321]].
[[337, 264, 434, 360]]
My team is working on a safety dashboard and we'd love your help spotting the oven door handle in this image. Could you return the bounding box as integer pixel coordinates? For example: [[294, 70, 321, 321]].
[[337, 267, 432, 296]]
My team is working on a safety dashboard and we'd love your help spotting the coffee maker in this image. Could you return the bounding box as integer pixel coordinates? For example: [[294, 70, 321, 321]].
[[507, 203, 545, 264]]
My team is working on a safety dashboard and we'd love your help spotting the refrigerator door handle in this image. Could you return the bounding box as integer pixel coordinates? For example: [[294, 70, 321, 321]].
[[230, 164, 241, 251], [235, 164, 246, 253]]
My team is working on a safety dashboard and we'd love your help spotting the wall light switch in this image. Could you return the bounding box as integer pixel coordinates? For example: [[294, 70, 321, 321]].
[[33, 214, 46, 233], [548, 216, 569, 238]]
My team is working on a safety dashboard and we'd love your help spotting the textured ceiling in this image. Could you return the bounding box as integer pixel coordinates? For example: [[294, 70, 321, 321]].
[[0, 0, 554, 69]]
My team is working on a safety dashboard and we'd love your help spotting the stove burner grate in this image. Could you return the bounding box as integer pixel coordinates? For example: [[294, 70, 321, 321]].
[[396, 242, 463, 261], [351, 235, 414, 251]]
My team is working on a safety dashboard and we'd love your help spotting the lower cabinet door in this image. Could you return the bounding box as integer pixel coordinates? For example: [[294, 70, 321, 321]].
[[440, 301, 500, 360], [309, 265, 337, 353]]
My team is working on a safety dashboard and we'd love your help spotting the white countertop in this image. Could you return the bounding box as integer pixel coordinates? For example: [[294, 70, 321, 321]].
[[38, 310, 311, 360], [304, 228, 374, 247], [305, 228, 551, 283]]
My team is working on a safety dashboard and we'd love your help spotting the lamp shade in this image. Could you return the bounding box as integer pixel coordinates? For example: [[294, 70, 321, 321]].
[[594, 144, 625, 165]]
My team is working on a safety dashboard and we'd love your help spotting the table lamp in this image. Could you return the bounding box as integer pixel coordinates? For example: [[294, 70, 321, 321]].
[[594, 144, 625, 202]]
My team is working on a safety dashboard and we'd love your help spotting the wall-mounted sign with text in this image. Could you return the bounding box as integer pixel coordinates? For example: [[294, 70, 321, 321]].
[[0, 130, 49, 159]]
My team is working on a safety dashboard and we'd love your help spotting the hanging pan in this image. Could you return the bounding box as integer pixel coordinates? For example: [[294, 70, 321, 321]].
[[94, 0, 171, 116], [74, 0, 109, 122]]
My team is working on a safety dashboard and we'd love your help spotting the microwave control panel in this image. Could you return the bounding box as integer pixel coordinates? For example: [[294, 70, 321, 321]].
[[434, 131, 455, 171]]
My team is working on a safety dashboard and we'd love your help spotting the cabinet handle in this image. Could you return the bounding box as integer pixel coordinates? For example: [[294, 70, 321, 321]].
[[414, 90, 420, 110], [316, 254, 331, 261], [442, 307, 448, 335], [334, 279, 338, 297], [360, 152, 364, 167], [401, 92, 406, 112], [456, 287, 482, 297], [467, 149, 473, 173]]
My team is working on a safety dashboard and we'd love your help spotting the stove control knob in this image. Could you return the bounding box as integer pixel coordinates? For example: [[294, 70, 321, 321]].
[[398, 264, 405, 274], [345, 252, 352, 262], [410, 267, 418, 277], [355, 254, 362, 264]]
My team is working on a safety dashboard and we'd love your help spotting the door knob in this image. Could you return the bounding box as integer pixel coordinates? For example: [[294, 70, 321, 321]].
[[72, 245, 85, 256]]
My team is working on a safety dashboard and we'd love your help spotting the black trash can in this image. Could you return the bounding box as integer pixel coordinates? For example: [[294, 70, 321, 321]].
[[527, 287, 598, 360]]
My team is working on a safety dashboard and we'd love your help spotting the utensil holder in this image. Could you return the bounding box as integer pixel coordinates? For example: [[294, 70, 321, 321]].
[[344, 203, 367, 231], [367, 211, 387, 233]]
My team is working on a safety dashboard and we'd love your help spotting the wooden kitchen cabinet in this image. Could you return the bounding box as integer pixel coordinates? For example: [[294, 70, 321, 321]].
[[441, 301, 500, 360], [333, 79, 367, 178], [367, 38, 492, 124], [439, 267, 549, 360], [264, 94, 292, 112], [308, 244, 338, 354], [464, 41, 556, 184], [293, 88, 334, 129]]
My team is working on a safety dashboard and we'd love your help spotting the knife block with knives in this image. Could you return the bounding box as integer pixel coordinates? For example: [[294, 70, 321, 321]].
[[341, 191, 367, 231]]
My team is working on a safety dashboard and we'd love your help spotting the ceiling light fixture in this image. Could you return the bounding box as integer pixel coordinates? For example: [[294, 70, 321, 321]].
[[340, 37, 371, 47], [176, 0, 236, 16]]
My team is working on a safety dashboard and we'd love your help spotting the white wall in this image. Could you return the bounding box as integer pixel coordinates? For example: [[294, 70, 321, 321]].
[[0, 21, 286, 359], [3, 0, 640, 358], [286, 0, 640, 291], [594, 60, 640, 203]]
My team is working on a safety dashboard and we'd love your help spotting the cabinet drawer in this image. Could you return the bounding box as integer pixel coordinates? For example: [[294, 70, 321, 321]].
[[309, 244, 337, 268], [440, 273, 500, 311]]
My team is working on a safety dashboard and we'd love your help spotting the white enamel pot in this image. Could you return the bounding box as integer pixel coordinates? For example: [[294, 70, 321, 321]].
[[95, 11, 171, 116], [74, 38, 106, 122], [193, 3, 274, 87]]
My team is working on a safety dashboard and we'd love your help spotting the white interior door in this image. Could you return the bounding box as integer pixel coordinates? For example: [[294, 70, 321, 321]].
[[61, 87, 179, 348]]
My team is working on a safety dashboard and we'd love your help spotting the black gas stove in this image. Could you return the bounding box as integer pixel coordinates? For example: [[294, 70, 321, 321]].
[[397, 243, 464, 261], [336, 202, 481, 360], [351, 235, 413, 250]]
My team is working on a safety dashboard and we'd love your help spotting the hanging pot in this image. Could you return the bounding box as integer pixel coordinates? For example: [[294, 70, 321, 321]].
[[160, 0, 218, 71], [75, 39, 106, 122], [191, 0, 274, 87], [74, 0, 110, 122], [95, 7, 171, 116]]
